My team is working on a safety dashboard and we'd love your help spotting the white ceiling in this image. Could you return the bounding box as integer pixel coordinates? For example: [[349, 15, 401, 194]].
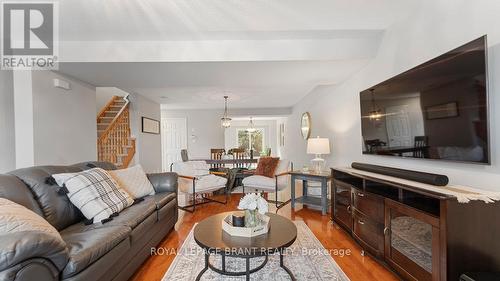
[[55, 0, 421, 109], [59, 0, 418, 41], [59, 60, 368, 108]]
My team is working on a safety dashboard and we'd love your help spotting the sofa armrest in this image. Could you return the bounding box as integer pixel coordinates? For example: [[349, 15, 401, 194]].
[[210, 171, 227, 177], [0, 258, 59, 281], [275, 171, 290, 178], [177, 174, 196, 180], [147, 172, 178, 194], [0, 231, 68, 273]]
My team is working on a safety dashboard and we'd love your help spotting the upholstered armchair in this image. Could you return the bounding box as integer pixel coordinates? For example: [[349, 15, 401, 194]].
[[241, 160, 292, 210], [171, 161, 228, 212]]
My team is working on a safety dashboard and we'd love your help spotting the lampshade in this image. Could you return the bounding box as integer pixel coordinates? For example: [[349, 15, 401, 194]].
[[307, 137, 330, 155]]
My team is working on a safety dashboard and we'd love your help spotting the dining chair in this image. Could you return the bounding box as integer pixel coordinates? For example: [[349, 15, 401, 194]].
[[171, 161, 228, 212], [241, 159, 293, 210], [414, 136, 428, 158], [231, 148, 247, 168], [210, 148, 225, 171]]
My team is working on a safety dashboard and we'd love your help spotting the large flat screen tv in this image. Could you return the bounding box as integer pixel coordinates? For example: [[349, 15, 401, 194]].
[[360, 36, 489, 164]]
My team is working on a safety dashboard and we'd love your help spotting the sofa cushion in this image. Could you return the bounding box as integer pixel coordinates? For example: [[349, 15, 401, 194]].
[[179, 174, 227, 194], [243, 160, 290, 191], [60, 239, 129, 281], [109, 165, 155, 199], [150, 192, 177, 210], [60, 223, 131, 278], [52, 168, 134, 224], [0, 174, 43, 216], [172, 161, 210, 177], [107, 197, 157, 229], [0, 198, 69, 271], [128, 212, 157, 244], [8, 166, 84, 231], [243, 175, 275, 188], [158, 198, 178, 222]]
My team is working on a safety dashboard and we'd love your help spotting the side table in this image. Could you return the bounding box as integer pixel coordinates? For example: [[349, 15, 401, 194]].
[[290, 170, 332, 215]]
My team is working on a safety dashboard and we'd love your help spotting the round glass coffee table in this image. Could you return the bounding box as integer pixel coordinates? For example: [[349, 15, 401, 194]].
[[193, 212, 297, 281]]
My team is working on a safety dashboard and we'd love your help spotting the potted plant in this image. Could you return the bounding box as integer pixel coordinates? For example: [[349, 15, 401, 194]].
[[237, 193, 269, 227]]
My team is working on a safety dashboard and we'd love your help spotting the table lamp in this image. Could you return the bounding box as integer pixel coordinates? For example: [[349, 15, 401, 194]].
[[307, 136, 330, 173]]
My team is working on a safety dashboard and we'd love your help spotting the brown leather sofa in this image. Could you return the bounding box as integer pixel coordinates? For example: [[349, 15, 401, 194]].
[[0, 162, 178, 281]]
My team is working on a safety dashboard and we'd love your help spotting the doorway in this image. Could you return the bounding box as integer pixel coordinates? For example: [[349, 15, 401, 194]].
[[161, 118, 187, 171]]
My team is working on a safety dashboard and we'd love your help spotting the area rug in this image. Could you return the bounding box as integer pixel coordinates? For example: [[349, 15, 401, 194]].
[[162, 221, 350, 281]]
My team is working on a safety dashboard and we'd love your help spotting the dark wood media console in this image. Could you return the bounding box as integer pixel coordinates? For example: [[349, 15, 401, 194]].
[[331, 168, 500, 281]]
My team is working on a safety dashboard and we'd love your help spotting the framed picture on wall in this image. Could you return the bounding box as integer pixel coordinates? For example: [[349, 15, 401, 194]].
[[142, 117, 160, 134], [425, 102, 459, 120]]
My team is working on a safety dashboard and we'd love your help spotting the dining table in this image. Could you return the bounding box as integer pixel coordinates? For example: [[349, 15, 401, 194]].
[[192, 158, 258, 165], [190, 158, 258, 191]]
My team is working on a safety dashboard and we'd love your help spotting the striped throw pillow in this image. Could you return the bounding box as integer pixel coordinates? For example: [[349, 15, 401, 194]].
[[52, 168, 133, 224]]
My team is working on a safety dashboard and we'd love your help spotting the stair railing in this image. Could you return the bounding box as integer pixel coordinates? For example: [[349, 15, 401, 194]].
[[97, 96, 134, 167]]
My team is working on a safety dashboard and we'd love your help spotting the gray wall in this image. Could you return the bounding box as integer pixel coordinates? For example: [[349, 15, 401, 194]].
[[0, 70, 15, 172], [6, 72, 161, 171], [129, 93, 162, 173], [283, 1, 500, 191], [31, 71, 97, 166]]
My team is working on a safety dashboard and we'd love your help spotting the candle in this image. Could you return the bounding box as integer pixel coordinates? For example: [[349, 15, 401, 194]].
[[232, 214, 245, 227]]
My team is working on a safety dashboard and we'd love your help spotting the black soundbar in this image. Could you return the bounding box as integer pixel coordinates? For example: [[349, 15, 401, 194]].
[[351, 162, 449, 186]]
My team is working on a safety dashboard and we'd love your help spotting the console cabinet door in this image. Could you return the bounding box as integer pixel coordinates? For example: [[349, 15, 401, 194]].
[[384, 199, 441, 281], [333, 180, 352, 231], [352, 209, 385, 257]]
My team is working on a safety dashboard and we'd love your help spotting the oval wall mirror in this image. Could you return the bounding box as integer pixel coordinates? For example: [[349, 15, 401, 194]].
[[301, 112, 311, 140]]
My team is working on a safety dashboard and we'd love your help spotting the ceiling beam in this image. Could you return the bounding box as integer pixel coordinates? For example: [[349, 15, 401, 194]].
[[161, 105, 292, 116], [59, 34, 382, 62]]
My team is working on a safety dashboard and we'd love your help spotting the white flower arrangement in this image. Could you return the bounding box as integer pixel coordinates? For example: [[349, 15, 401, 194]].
[[237, 193, 269, 215]]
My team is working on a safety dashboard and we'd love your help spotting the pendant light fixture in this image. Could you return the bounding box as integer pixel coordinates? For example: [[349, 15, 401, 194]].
[[368, 89, 383, 121], [246, 117, 256, 133], [221, 96, 232, 128]]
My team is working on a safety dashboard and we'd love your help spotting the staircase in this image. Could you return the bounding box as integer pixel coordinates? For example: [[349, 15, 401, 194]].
[[97, 96, 136, 168]]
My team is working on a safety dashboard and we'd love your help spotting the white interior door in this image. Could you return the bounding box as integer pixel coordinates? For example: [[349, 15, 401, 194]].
[[386, 105, 412, 147], [162, 118, 187, 171]]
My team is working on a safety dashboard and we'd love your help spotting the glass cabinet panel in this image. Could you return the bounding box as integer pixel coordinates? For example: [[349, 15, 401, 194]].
[[385, 199, 440, 281], [390, 211, 432, 272]]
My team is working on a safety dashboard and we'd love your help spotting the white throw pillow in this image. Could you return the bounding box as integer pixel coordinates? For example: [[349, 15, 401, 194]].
[[108, 165, 155, 199], [52, 168, 134, 224], [0, 198, 61, 237]]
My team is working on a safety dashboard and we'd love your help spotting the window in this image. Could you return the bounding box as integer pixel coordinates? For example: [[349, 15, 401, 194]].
[[237, 128, 264, 154]]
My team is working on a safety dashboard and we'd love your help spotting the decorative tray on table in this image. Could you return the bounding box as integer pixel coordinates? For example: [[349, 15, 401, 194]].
[[222, 214, 270, 237]]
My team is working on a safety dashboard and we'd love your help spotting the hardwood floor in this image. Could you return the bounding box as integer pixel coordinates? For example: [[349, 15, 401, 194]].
[[130, 194, 399, 281]]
